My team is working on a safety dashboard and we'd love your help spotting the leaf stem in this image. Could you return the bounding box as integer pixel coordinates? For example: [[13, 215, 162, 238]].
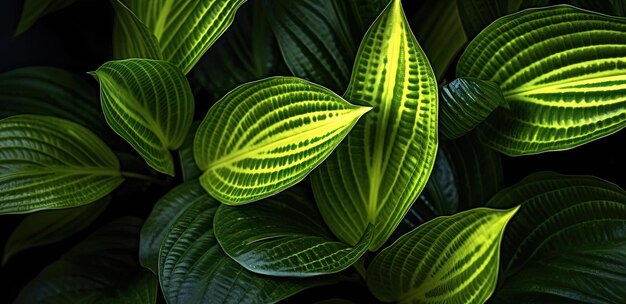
[[120, 171, 164, 185]]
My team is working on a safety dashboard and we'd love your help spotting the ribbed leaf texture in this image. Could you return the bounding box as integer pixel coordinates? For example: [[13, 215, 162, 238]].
[[2, 197, 109, 265], [487, 172, 626, 303], [311, 0, 438, 250], [14, 217, 156, 304], [111, 0, 161, 60], [194, 77, 370, 205], [123, 0, 247, 74], [439, 78, 507, 139], [458, 5, 626, 155], [93, 59, 194, 176], [457, 0, 549, 38], [0, 115, 123, 214], [214, 185, 371, 277], [156, 182, 333, 304], [367, 207, 519, 303], [14, 0, 79, 36]]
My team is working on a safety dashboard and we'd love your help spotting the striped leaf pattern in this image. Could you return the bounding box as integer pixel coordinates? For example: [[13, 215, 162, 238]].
[[310, 0, 439, 250], [0, 115, 123, 214], [112, 0, 161, 60], [457, 5, 626, 155], [193, 77, 370, 205], [156, 183, 333, 304], [366, 207, 519, 304], [487, 172, 626, 303], [93, 59, 194, 176], [440, 78, 507, 139], [214, 186, 372, 277], [124, 0, 247, 74]]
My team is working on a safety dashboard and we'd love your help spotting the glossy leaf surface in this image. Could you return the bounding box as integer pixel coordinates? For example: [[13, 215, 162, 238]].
[[458, 5, 626, 155], [367, 207, 518, 304], [487, 172, 626, 303], [194, 77, 370, 205], [0, 115, 123, 214], [93, 58, 194, 176], [311, 0, 438, 250], [111, 0, 161, 60], [214, 186, 372, 277]]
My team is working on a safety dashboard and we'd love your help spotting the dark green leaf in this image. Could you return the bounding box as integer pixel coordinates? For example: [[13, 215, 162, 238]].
[[14, 217, 157, 304], [14, 0, 80, 36], [178, 121, 202, 181], [487, 172, 626, 303], [214, 185, 372, 277], [457, 0, 549, 38], [111, 0, 162, 60], [572, 0, 626, 16], [440, 77, 507, 139], [0, 115, 123, 214]]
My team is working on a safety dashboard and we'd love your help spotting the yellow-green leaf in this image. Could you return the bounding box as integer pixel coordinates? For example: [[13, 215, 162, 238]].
[[92, 59, 194, 176], [311, 0, 438, 250], [194, 77, 370, 205], [367, 207, 519, 304]]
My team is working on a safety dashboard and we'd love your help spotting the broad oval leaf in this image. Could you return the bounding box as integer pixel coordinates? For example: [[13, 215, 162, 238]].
[[311, 0, 439, 250], [458, 5, 626, 155], [366, 207, 519, 304], [439, 78, 507, 139], [457, 0, 549, 38], [193, 76, 370, 205], [123, 0, 247, 74], [14, 0, 79, 36], [111, 0, 161, 60], [0, 115, 123, 214], [156, 182, 334, 304], [92, 58, 194, 176], [2, 196, 109, 266], [214, 185, 372, 277], [487, 172, 626, 303], [14, 217, 156, 304]]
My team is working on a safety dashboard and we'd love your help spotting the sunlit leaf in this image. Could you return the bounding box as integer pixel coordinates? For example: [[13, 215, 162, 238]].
[[194, 77, 370, 205], [311, 0, 438, 250]]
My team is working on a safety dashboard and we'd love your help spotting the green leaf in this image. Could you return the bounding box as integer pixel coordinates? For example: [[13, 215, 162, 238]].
[[366, 207, 519, 304], [311, 0, 439, 250], [268, 0, 357, 93], [457, 0, 549, 38], [214, 185, 372, 277], [0, 66, 111, 140], [458, 5, 626, 155], [92, 58, 194, 176], [2, 196, 109, 266], [486, 172, 626, 303], [14, 0, 79, 36], [411, 0, 468, 80], [139, 181, 207, 274], [193, 77, 370, 205], [440, 78, 507, 139], [123, 0, 247, 74], [178, 121, 202, 181], [156, 182, 335, 304], [14, 217, 157, 304], [111, 0, 162, 60], [572, 0, 626, 17], [0, 115, 123, 214]]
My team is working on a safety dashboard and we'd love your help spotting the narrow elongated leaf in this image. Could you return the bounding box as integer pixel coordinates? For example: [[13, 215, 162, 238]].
[[268, 0, 356, 93], [0, 115, 123, 214], [156, 183, 334, 304], [440, 78, 507, 139], [311, 0, 439, 250], [92, 58, 194, 176], [487, 172, 626, 303], [14, 0, 79, 36], [139, 181, 207, 274], [2, 196, 109, 266], [123, 0, 247, 74], [457, 0, 549, 38], [458, 5, 626, 155], [0, 66, 110, 139], [194, 77, 370, 205], [112, 0, 161, 60], [15, 217, 156, 304], [367, 207, 519, 304], [214, 185, 372, 277]]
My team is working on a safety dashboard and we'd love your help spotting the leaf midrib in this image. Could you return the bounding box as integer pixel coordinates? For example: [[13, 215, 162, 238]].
[[502, 70, 626, 99]]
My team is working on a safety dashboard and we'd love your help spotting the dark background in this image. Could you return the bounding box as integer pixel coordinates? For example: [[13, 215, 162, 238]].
[[1, 0, 624, 302]]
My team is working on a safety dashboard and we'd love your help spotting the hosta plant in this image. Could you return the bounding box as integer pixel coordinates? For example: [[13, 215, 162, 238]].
[[1, 0, 625, 303]]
